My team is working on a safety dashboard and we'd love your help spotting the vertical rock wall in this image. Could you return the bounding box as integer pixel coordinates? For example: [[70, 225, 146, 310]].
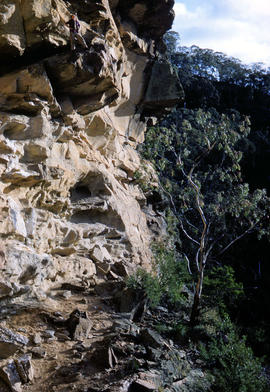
[[0, 0, 183, 299]]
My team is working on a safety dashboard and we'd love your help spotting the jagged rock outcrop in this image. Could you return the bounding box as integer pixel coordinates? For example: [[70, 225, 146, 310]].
[[0, 0, 183, 300]]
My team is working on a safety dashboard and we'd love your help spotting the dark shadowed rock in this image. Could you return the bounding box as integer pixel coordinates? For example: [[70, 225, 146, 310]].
[[143, 61, 184, 116], [139, 328, 165, 349], [128, 379, 157, 392]]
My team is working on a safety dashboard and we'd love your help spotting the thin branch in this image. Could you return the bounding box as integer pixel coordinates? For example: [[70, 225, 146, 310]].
[[184, 253, 192, 275], [179, 219, 200, 246], [205, 240, 216, 260], [205, 220, 212, 241], [195, 248, 200, 271], [158, 181, 200, 246], [218, 220, 260, 256], [184, 217, 199, 232]]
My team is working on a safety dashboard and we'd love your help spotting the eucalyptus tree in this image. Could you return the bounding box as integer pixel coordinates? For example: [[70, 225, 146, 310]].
[[142, 108, 270, 324]]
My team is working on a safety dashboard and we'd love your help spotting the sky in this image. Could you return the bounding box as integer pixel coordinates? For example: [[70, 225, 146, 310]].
[[172, 0, 270, 67]]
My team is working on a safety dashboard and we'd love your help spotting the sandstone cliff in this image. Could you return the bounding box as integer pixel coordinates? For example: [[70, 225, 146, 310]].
[[0, 0, 183, 300]]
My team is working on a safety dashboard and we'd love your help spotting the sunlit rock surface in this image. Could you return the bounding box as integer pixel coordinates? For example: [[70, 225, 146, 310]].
[[0, 0, 183, 299]]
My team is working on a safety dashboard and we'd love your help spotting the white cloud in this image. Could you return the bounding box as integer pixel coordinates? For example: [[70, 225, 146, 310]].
[[227, 0, 270, 19], [174, 3, 188, 16], [172, 0, 270, 66]]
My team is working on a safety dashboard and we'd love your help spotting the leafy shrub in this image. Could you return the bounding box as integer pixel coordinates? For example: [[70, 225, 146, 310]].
[[152, 243, 192, 307], [127, 243, 191, 309], [126, 268, 161, 308], [203, 265, 244, 314], [199, 315, 268, 392]]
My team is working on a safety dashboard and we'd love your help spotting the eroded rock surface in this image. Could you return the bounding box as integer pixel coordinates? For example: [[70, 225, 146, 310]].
[[0, 0, 183, 300], [0, 2, 185, 389]]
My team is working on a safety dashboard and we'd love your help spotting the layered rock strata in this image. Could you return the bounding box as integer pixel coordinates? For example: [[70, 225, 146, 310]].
[[0, 0, 183, 299]]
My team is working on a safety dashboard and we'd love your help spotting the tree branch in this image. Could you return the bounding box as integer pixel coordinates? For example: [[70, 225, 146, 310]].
[[158, 181, 200, 246], [184, 253, 193, 275], [218, 220, 260, 256]]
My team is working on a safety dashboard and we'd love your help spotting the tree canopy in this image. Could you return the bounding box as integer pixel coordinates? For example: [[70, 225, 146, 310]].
[[164, 31, 270, 92], [142, 107, 270, 322]]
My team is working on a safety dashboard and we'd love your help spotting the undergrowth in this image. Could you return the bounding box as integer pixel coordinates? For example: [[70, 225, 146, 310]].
[[127, 242, 269, 392]]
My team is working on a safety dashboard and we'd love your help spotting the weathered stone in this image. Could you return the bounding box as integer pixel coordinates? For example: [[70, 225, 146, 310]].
[[64, 309, 92, 340], [0, 355, 33, 391], [42, 330, 55, 339], [139, 329, 165, 349], [0, 327, 29, 359], [55, 331, 71, 341], [73, 317, 93, 341], [0, 3, 188, 390], [143, 61, 184, 115], [60, 283, 86, 292], [32, 333, 42, 345], [31, 347, 46, 359], [14, 355, 34, 383], [0, 361, 22, 392], [61, 290, 72, 299], [118, 0, 175, 39], [0, 282, 13, 299], [0, 0, 182, 301], [0, 0, 25, 57], [90, 246, 112, 264], [0, 245, 53, 295], [114, 287, 144, 313], [129, 379, 157, 392]]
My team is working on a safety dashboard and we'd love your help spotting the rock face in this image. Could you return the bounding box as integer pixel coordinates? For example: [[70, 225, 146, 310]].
[[0, 0, 183, 299]]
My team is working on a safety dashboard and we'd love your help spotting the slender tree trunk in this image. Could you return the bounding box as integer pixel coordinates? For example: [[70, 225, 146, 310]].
[[190, 290, 200, 326], [190, 261, 205, 326], [178, 148, 213, 326]]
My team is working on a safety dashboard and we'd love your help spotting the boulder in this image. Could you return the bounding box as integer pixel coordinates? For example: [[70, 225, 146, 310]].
[[143, 61, 184, 115], [65, 309, 93, 340], [0, 327, 29, 359], [128, 379, 157, 392], [139, 329, 165, 349], [0, 354, 33, 392]]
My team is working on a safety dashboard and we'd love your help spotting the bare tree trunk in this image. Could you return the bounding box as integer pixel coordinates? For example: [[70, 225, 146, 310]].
[[190, 290, 200, 326], [190, 261, 205, 325], [187, 157, 209, 326]]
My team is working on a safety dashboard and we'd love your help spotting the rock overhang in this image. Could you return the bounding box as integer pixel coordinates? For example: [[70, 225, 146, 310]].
[[0, 0, 182, 298]]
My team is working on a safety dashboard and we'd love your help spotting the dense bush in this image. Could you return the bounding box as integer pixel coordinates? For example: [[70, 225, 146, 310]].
[[203, 265, 244, 314], [199, 315, 268, 392], [126, 267, 161, 308], [127, 243, 191, 309]]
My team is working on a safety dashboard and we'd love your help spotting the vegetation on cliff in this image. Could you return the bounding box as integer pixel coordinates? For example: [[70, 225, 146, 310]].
[[133, 31, 270, 391]]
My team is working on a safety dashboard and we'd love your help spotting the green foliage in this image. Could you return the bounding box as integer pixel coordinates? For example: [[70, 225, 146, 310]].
[[154, 323, 171, 335], [141, 107, 270, 272], [203, 265, 244, 313], [199, 315, 268, 392], [133, 161, 156, 193], [126, 268, 161, 308], [171, 321, 189, 342], [164, 31, 181, 56], [168, 43, 270, 92], [165, 208, 179, 240], [152, 243, 191, 306], [127, 243, 191, 309]]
